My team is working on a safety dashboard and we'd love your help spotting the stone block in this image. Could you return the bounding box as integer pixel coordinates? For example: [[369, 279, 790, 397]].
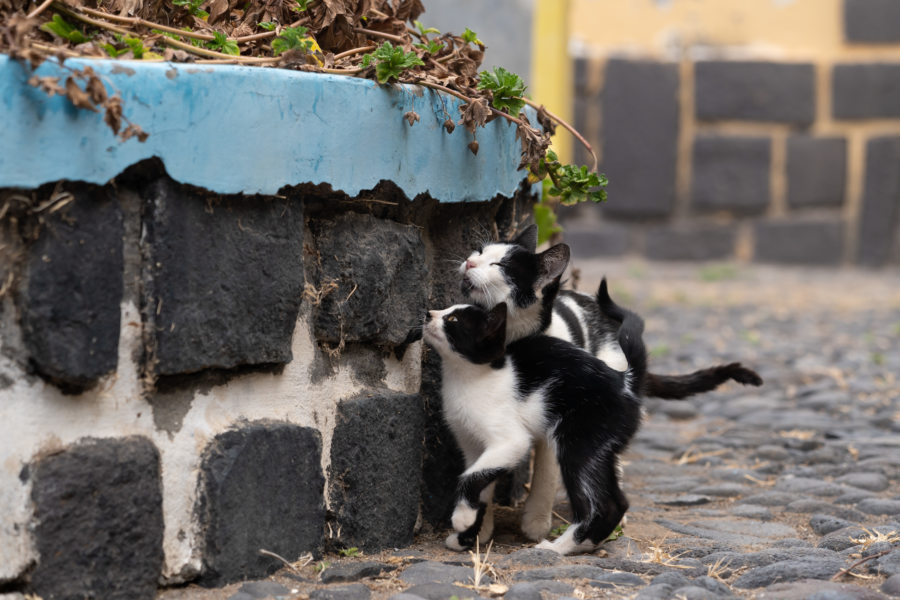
[[858, 136, 900, 265], [30, 437, 164, 600], [695, 61, 815, 125], [645, 225, 737, 261], [786, 136, 847, 209], [143, 177, 304, 376], [198, 423, 325, 585], [310, 212, 426, 348], [833, 63, 900, 119], [20, 182, 123, 391], [601, 59, 680, 219], [754, 220, 845, 265], [329, 392, 425, 551], [692, 136, 771, 213], [845, 0, 900, 43]]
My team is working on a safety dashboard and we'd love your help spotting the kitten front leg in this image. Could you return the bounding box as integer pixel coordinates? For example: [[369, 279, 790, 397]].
[[522, 437, 560, 541]]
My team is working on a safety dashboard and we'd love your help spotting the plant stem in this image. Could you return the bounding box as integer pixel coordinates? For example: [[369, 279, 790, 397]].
[[53, 3, 132, 36], [75, 5, 217, 41], [352, 27, 406, 45], [522, 98, 597, 172], [26, 0, 54, 20], [830, 549, 891, 581], [334, 45, 375, 61], [415, 79, 525, 128]]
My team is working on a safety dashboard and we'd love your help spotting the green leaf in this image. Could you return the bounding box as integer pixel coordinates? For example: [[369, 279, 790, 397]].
[[102, 43, 129, 57], [258, 21, 276, 31], [413, 20, 440, 37], [291, 0, 312, 11], [414, 39, 443, 54], [206, 31, 239, 55], [40, 14, 88, 44], [533, 199, 563, 246], [271, 25, 312, 56], [461, 27, 481, 45], [123, 36, 145, 59], [338, 547, 360, 557], [172, 0, 207, 18], [364, 42, 424, 84], [476, 66, 526, 115]]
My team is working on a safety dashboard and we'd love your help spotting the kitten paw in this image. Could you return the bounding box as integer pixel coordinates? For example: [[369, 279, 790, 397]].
[[451, 502, 478, 532], [445, 532, 467, 551], [534, 539, 558, 552], [521, 511, 552, 541]]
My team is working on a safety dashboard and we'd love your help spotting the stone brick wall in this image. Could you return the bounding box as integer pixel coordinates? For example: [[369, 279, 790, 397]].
[[0, 162, 534, 596], [567, 1, 900, 267]]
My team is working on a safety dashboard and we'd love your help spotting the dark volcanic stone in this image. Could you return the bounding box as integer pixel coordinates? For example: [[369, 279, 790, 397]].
[[601, 59, 680, 219], [645, 224, 737, 261], [858, 136, 900, 266], [872, 550, 900, 576], [858, 498, 900, 515], [733, 558, 845, 588], [30, 436, 163, 600], [586, 572, 645, 588], [834, 64, 900, 119], [754, 219, 845, 265], [21, 182, 123, 391], [234, 581, 291, 598], [399, 562, 478, 586], [692, 135, 770, 213], [310, 584, 371, 600], [787, 136, 847, 208], [504, 583, 541, 600], [329, 392, 425, 551], [883, 573, 900, 595], [310, 212, 426, 347], [845, 0, 900, 42], [198, 423, 325, 585], [497, 548, 563, 568], [755, 580, 889, 599], [695, 61, 815, 124], [836, 472, 889, 492], [811, 514, 854, 536], [143, 177, 304, 376], [321, 562, 397, 584], [403, 583, 485, 600]]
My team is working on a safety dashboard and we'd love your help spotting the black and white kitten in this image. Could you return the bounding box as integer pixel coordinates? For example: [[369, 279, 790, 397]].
[[458, 225, 763, 541], [423, 280, 647, 555]]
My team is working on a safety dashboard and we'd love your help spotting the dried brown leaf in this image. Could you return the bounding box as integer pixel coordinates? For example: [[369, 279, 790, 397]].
[[28, 75, 66, 96], [120, 123, 149, 142], [536, 105, 556, 135], [467, 139, 479, 155], [103, 94, 123, 134], [86, 73, 108, 104], [65, 76, 98, 112], [442, 117, 455, 134], [207, 0, 229, 24], [458, 96, 490, 134], [403, 110, 419, 126]]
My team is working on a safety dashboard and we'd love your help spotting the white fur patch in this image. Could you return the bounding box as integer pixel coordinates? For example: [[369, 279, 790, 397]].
[[597, 339, 628, 372], [535, 524, 598, 556], [451, 501, 478, 531], [445, 532, 466, 551]]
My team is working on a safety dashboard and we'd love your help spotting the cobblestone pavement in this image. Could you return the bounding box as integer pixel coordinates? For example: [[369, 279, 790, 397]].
[[160, 260, 900, 600]]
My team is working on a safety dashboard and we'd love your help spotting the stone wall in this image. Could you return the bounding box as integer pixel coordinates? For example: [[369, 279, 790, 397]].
[[0, 163, 534, 596], [565, 0, 900, 267]]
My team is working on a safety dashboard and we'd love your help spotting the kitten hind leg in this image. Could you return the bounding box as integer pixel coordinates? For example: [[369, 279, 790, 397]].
[[522, 437, 559, 541]]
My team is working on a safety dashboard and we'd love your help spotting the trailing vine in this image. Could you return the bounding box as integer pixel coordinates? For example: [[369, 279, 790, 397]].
[[0, 0, 607, 238]]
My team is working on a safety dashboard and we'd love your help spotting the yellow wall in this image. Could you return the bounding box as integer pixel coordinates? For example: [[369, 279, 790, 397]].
[[570, 0, 900, 60]]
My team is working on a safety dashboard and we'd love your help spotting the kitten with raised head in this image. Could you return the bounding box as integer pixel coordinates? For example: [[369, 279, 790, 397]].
[[458, 225, 763, 541], [423, 280, 646, 555]]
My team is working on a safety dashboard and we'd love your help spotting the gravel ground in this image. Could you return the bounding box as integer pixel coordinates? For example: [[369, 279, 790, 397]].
[[159, 260, 900, 600]]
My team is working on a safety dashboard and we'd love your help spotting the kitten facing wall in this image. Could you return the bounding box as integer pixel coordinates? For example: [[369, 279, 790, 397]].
[[423, 280, 647, 555]]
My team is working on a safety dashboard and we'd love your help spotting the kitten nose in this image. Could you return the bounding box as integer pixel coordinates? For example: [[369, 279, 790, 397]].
[[465, 259, 476, 271]]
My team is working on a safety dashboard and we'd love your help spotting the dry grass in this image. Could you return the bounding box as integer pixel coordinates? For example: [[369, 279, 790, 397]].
[[636, 537, 693, 569], [778, 429, 817, 440], [674, 446, 729, 465], [850, 528, 900, 552]]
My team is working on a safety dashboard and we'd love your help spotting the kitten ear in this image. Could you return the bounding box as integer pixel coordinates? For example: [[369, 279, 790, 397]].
[[486, 302, 508, 331], [536, 243, 570, 288], [510, 225, 538, 253]]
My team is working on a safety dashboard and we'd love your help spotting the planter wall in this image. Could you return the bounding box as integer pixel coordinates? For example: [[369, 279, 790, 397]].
[[0, 56, 536, 595]]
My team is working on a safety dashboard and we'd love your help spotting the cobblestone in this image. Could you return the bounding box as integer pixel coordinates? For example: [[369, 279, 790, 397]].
[[158, 261, 900, 600]]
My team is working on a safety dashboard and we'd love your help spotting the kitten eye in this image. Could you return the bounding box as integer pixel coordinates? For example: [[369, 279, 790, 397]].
[[446, 315, 458, 323]]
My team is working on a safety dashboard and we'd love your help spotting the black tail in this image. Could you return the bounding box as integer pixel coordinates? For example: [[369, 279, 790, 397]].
[[642, 365, 763, 400], [597, 278, 647, 394], [595, 279, 763, 400]]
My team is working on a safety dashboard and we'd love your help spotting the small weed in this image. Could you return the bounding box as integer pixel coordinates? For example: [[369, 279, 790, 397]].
[[292, 0, 313, 12], [413, 20, 440, 37], [314, 560, 331, 573], [606, 523, 624, 542], [41, 13, 90, 43], [172, 0, 208, 18], [469, 537, 495, 589], [461, 27, 482, 45], [414, 39, 444, 54], [258, 21, 276, 30], [741, 330, 761, 345], [549, 524, 569, 538], [206, 31, 239, 55], [872, 352, 885, 366], [477, 66, 527, 116], [271, 25, 313, 56], [699, 264, 738, 282], [338, 547, 360, 557], [361, 42, 424, 84]]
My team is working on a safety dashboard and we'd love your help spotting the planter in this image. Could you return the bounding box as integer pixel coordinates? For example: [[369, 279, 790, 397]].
[[0, 55, 536, 594]]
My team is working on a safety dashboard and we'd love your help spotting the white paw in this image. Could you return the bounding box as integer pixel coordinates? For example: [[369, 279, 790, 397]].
[[534, 539, 559, 553], [451, 502, 478, 532], [521, 511, 552, 541], [445, 532, 466, 551]]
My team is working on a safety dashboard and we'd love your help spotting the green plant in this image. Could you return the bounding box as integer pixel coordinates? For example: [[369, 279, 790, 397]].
[[360, 42, 424, 84], [101, 43, 129, 57], [206, 31, 239, 55], [477, 66, 526, 116], [271, 25, 313, 55], [172, 0, 208, 19], [461, 27, 481, 45], [292, 0, 313, 12], [531, 150, 608, 243], [258, 21, 276, 30], [40, 14, 89, 44], [415, 39, 444, 54], [699, 264, 738, 282], [607, 523, 624, 542], [413, 20, 439, 37], [338, 547, 360, 557], [649, 344, 670, 359], [314, 560, 331, 572], [549, 524, 569, 538]]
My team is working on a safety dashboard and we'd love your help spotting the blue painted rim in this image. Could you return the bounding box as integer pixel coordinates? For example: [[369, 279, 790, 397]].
[[0, 54, 532, 202]]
